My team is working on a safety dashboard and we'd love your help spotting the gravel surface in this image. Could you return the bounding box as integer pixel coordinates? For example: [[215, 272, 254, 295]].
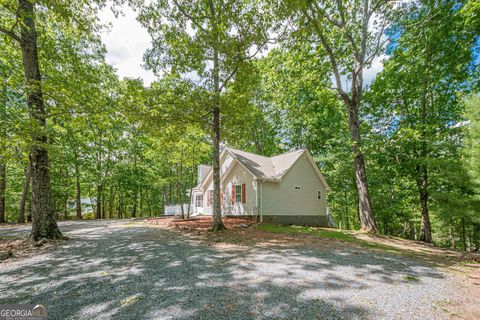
[[0, 220, 462, 320]]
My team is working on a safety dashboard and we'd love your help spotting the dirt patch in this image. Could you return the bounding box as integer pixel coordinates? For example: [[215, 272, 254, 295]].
[[144, 218, 345, 250], [145, 216, 255, 231], [445, 262, 480, 320], [0, 237, 63, 263]]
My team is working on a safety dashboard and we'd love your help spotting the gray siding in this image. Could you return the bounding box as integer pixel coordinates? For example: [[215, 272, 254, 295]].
[[222, 161, 257, 215], [261, 153, 327, 217]]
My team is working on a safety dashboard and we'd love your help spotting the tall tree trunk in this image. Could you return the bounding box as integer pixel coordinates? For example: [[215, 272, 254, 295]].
[[162, 186, 166, 215], [178, 153, 185, 219], [211, 36, 225, 231], [74, 148, 82, 220], [102, 194, 106, 219], [0, 82, 6, 224], [461, 217, 467, 251], [168, 177, 172, 205], [117, 193, 122, 219], [347, 100, 377, 232], [109, 187, 115, 219], [472, 223, 479, 252], [132, 154, 137, 218], [450, 218, 456, 250], [187, 145, 195, 219], [343, 189, 350, 230], [96, 183, 102, 219], [0, 156, 5, 223], [19, 165, 31, 223], [139, 187, 143, 217], [416, 165, 432, 242], [132, 190, 137, 218], [19, 0, 62, 240]]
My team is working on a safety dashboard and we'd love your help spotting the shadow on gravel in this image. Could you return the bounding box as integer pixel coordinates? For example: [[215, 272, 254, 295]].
[[0, 221, 451, 320]]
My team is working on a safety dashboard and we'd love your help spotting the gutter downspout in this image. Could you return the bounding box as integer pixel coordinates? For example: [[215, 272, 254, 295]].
[[254, 177, 264, 223], [259, 179, 264, 223]]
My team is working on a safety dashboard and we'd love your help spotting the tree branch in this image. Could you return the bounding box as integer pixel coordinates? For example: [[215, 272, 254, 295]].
[[302, 6, 349, 103], [0, 25, 21, 43], [172, 0, 207, 33], [333, 0, 361, 61]]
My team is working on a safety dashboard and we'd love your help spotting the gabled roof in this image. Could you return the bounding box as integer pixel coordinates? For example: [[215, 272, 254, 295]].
[[199, 147, 331, 191], [226, 147, 304, 182]]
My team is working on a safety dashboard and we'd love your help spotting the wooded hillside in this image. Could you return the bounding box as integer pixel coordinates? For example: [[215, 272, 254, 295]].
[[0, 0, 479, 250]]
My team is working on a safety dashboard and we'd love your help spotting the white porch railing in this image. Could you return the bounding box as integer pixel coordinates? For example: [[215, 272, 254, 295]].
[[164, 204, 202, 216]]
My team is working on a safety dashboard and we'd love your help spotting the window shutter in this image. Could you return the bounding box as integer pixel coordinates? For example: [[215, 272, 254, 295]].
[[207, 191, 210, 207], [200, 194, 203, 206], [231, 185, 235, 205], [242, 183, 246, 204]]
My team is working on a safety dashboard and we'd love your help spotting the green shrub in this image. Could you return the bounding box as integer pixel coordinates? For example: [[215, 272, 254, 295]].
[[83, 212, 95, 220]]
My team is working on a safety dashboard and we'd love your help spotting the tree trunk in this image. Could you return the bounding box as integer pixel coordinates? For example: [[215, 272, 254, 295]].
[[0, 155, 5, 223], [211, 45, 225, 232], [132, 190, 137, 218], [102, 194, 106, 219], [178, 153, 185, 219], [472, 223, 479, 252], [139, 187, 143, 217], [0, 82, 6, 224], [109, 187, 115, 219], [347, 100, 377, 232], [19, 0, 62, 240], [96, 183, 102, 219], [450, 218, 456, 250], [461, 217, 467, 251], [416, 165, 432, 242], [74, 148, 82, 220], [19, 165, 31, 223], [343, 189, 350, 230], [187, 145, 195, 219], [162, 186, 166, 215], [117, 193, 122, 219]]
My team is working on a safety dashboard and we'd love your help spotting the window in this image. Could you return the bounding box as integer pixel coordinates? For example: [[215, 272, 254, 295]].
[[207, 190, 213, 207], [317, 190, 321, 200], [235, 185, 242, 203], [195, 194, 202, 208], [294, 185, 301, 190]]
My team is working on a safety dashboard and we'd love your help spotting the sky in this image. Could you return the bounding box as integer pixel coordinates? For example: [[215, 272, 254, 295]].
[[99, 5, 156, 86], [99, 4, 385, 87]]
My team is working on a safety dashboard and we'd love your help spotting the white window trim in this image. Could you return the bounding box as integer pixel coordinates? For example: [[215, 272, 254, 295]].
[[235, 184, 242, 204], [195, 194, 202, 208]]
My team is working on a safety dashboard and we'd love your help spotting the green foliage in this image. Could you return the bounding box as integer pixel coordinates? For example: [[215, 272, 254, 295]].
[[0, 0, 478, 250], [257, 224, 406, 254]]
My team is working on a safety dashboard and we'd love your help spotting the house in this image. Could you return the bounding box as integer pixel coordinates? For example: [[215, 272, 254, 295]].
[[67, 198, 96, 215], [189, 147, 332, 226]]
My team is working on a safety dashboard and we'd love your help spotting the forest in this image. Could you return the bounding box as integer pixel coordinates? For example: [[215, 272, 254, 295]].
[[0, 0, 479, 250]]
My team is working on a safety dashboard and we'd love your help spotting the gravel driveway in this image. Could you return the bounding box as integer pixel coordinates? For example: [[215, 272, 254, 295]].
[[0, 220, 462, 319]]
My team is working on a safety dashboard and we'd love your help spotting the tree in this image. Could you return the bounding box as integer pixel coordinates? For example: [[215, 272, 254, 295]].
[[0, 0, 63, 239], [0, 77, 6, 223], [366, 0, 475, 242], [138, 0, 272, 230], [281, 0, 397, 232]]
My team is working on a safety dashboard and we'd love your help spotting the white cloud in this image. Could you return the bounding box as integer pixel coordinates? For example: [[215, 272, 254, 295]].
[[364, 54, 387, 86], [99, 5, 155, 86]]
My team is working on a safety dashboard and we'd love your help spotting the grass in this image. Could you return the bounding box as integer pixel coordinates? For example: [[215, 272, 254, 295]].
[[403, 275, 420, 282], [257, 224, 410, 255], [121, 295, 143, 307]]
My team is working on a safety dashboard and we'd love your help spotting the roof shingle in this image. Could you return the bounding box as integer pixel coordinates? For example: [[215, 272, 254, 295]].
[[226, 147, 305, 181]]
